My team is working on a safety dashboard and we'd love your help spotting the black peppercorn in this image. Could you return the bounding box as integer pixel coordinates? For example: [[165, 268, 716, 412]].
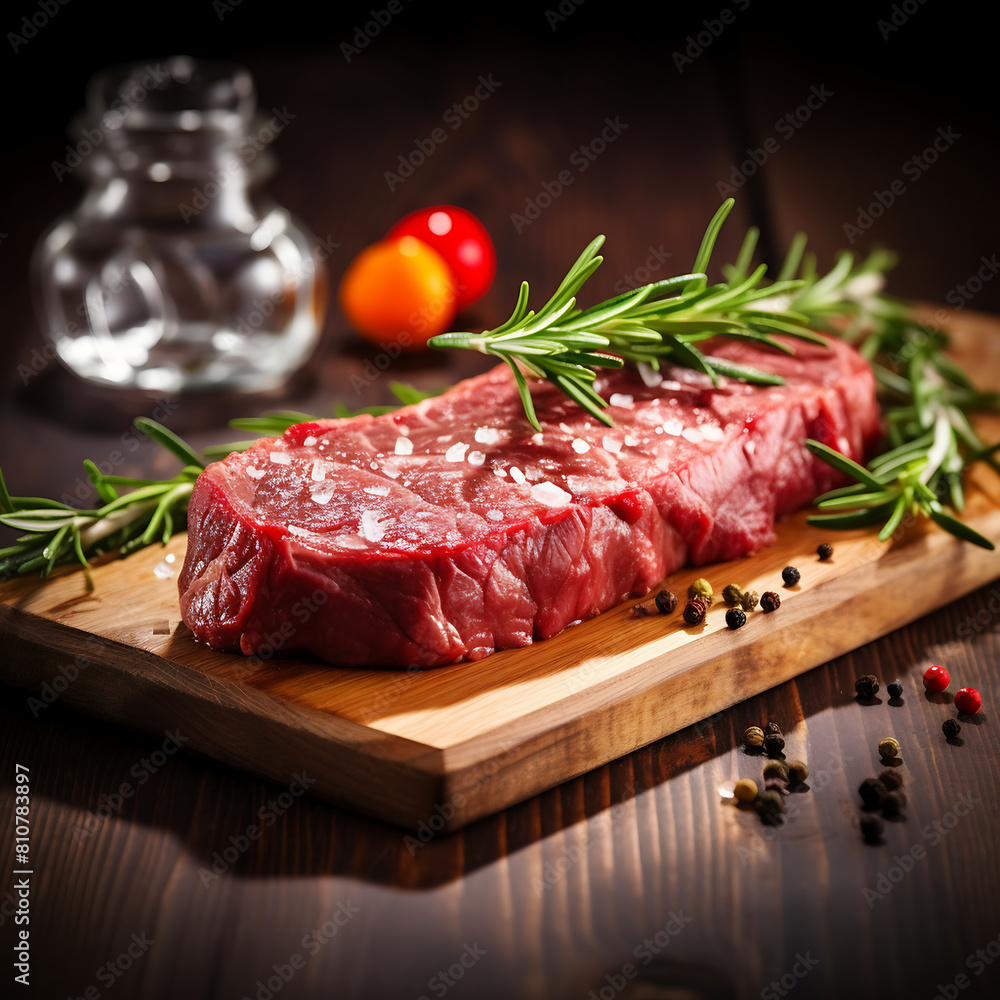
[[760, 591, 781, 612], [726, 607, 747, 630], [764, 733, 785, 757], [765, 722, 782, 736], [887, 680, 903, 699], [882, 790, 905, 818], [860, 815, 884, 843], [781, 566, 800, 586], [878, 769, 904, 791], [855, 675, 880, 700], [817, 543, 833, 561], [655, 589, 678, 615], [682, 599, 706, 626], [942, 718, 961, 739], [859, 777, 887, 808]]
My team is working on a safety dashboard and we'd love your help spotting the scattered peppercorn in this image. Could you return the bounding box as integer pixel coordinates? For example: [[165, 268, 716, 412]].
[[760, 591, 781, 612], [743, 726, 765, 751], [787, 760, 809, 785], [722, 583, 744, 607], [654, 589, 678, 615], [682, 599, 707, 626], [955, 687, 982, 715], [878, 769, 904, 791], [887, 680, 903, 699], [764, 733, 785, 757], [754, 789, 786, 824], [781, 566, 800, 586], [739, 589, 759, 612], [726, 607, 747, 630], [855, 675, 880, 700], [688, 578, 713, 605], [765, 722, 782, 736], [878, 737, 901, 760], [859, 778, 887, 808], [762, 759, 789, 781], [860, 815, 884, 843], [881, 790, 906, 818], [817, 543, 833, 561], [942, 718, 961, 739], [922, 664, 950, 693], [632, 603, 652, 618], [734, 778, 758, 803]]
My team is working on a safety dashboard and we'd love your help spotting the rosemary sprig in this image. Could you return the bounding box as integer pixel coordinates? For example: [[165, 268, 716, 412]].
[[429, 199, 824, 431]]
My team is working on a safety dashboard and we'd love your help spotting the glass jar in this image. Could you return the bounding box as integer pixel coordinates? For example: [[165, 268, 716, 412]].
[[31, 56, 326, 393]]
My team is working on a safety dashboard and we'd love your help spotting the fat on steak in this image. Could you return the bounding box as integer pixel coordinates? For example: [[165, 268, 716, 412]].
[[178, 337, 881, 667]]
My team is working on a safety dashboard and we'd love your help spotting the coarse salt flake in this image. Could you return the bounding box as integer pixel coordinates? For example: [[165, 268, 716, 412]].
[[486, 509, 503, 521], [510, 467, 526, 485], [363, 486, 390, 497], [602, 435, 622, 454], [531, 481, 572, 507], [303, 436, 317, 447], [701, 424, 725, 442], [269, 451, 291, 465], [637, 363, 663, 388], [310, 460, 327, 482], [493, 467, 508, 478], [311, 489, 335, 505], [467, 451, 486, 467], [246, 466, 266, 480], [474, 427, 500, 445], [624, 435, 639, 447], [382, 464, 401, 479], [531, 432, 544, 445], [572, 438, 590, 454], [394, 437, 413, 456], [445, 442, 469, 463], [663, 418, 683, 436], [609, 393, 634, 409], [682, 427, 703, 443], [361, 510, 386, 542]]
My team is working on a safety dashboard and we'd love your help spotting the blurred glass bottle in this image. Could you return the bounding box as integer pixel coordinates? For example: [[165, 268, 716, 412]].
[[32, 56, 326, 393]]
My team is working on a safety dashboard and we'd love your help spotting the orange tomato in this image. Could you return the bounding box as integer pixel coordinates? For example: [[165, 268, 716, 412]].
[[338, 236, 457, 350]]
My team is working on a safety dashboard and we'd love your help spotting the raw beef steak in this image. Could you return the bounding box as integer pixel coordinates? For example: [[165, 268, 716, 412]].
[[178, 337, 881, 667]]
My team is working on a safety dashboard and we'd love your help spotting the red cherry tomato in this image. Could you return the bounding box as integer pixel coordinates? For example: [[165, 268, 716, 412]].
[[922, 664, 950, 693], [955, 687, 982, 714], [387, 206, 496, 309]]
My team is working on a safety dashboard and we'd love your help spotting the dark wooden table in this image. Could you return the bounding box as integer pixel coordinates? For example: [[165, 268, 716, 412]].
[[2, 6, 999, 998]]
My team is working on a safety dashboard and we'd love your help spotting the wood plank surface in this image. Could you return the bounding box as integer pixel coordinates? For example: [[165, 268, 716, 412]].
[[3, 311, 999, 831]]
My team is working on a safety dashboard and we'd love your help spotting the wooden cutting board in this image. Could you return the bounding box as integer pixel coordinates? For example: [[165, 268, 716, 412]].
[[3, 309, 1000, 833]]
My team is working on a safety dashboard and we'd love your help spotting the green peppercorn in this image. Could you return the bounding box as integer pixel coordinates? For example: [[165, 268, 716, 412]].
[[740, 589, 759, 612], [860, 814, 884, 843], [764, 733, 785, 757], [725, 607, 747, 630], [817, 543, 833, 561], [654, 589, 678, 614], [682, 599, 706, 626], [878, 737, 901, 760], [743, 726, 765, 750], [787, 760, 809, 785], [762, 759, 789, 780], [878, 769, 904, 791], [722, 583, 744, 607], [942, 718, 961, 739], [760, 591, 781, 612], [859, 777, 887, 808], [855, 675, 880, 700], [754, 789, 786, 824], [734, 778, 757, 803], [688, 578, 713, 605]]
